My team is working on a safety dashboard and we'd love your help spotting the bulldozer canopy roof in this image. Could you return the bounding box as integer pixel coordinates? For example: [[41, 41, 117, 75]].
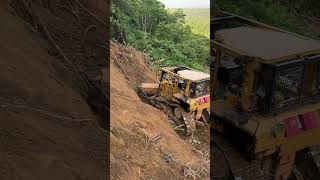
[[177, 70, 210, 81], [215, 27, 320, 62]]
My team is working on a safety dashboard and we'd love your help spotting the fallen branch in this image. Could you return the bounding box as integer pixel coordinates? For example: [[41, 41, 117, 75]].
[[1, 102, 92, 122], [81, 24, 97, 46], [173, 124, 185, 130], [73, 0, 108, 27], [21, 0, 110, 108], [22, 1, 89, 85], [150, 131, 164, 144], [59, 3, 81, 24], [299, 14, 320, 23], [114, 57, 149, 99], [20, 0, 39, 30], [293, 9, 320, 24]]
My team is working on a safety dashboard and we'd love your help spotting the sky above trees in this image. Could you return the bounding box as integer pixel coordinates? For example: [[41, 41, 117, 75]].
[[158, 0, 209, 8]]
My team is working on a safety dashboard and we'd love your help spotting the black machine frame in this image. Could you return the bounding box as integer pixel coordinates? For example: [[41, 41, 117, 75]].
[[257, 55, 320, 115]]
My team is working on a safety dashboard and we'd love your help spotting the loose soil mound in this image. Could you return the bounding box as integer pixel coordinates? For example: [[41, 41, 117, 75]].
[[110, 42, 209, 179], [0, 1, 107, 180]]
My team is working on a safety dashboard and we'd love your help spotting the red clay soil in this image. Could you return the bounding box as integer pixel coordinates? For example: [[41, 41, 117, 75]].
[[110, 42, 209, 179], [0, 1, 107, 180]]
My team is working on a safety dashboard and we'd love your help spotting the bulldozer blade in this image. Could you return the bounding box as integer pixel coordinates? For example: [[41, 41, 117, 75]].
[[140, 83, 159, 95]]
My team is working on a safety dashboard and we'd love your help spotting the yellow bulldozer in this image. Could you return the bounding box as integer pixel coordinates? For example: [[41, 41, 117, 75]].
[[140, 66, 210, 135], [211, 11, 320, 180]]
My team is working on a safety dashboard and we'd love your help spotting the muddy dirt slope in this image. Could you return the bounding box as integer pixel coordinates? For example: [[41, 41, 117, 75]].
[[110, 42, 209, 179], [0, 1, 107, 180]]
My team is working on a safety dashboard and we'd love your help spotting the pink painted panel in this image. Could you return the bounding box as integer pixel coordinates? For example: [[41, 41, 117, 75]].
[[284, 116, 302, 137], [300, 112, 318, 130]]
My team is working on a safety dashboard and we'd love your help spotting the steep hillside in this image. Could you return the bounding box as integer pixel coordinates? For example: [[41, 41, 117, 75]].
[[110, 42, 209, 179], [0, 1, 107, 180]]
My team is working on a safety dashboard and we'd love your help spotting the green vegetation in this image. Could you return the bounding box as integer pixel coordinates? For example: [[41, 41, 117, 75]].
[[111, 0, 210, 70], [170, 8, 210, 38], [213, 0, 320, 39]]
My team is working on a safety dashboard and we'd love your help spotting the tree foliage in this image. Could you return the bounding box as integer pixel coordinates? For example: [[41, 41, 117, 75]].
[[212, 0, 320, 39], [111, 0, 210, 70], [170, 8, 210, 38]]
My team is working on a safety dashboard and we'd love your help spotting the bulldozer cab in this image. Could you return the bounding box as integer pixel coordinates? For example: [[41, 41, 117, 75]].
[[159, 66, 210, 104], [211, 11, 320, 115]]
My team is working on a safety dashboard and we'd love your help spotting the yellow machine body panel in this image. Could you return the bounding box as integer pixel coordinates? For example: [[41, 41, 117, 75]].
[[253, 104, 320, 157]]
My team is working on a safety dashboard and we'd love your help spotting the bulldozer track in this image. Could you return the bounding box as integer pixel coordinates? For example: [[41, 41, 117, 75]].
[[211, 137, 233, 180], [211, 131, 273, 180], [212, 131, 320, 180], [292, 147, 320, 180], [311, 150, 320, 170], [149, 98, 196, 135]]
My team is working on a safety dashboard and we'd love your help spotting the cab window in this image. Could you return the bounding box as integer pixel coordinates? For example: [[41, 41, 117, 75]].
[[190, 80, 210, 98], [178, 79, 187, 91]]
